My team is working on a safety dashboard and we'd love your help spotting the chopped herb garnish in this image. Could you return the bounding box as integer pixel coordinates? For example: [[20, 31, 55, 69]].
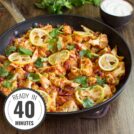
[[80, 50, 93, 59], [0, 67, 9, 77], [48, 26, 63, 52], [67, 44, 75, 50], [2, 80, 12, 88], [35, 57, 47, 68], [96, 76, 106, 86], [80, 49, 99, 59], [5, 46, 16, 56], [48, 43, 56, 53], [57, 37, 62, 50], [28, 73, 40, 82], [6, 73, 14, 80], [49, 26, 63, 38], [3, 60, 11, 68], [18, 47, 33, 56], [74, 76, 88, 87], [83, 98, 94, 108]]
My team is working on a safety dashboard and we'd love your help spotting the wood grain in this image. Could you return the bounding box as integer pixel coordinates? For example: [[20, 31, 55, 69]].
[[0, 0, 134, 134]]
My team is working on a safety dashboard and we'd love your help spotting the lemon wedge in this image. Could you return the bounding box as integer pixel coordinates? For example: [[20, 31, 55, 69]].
[[8, 52, 32, 65], [99, 53, 119, 71], [36, 90, 52, 111], [48, 50, 70, 65], [29, 28, 48, 47]]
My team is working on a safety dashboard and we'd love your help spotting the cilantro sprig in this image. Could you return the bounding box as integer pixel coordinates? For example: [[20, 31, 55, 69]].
[[0, 67, 9, 77], [35, 57, 48, 68], [67, 44, 75, 50], [18, 47, 33, 56], [5, 46, 16, 56], [28, 73, 40, 82], [96, 76, 106, 86], [2, 81, 12, 88], [35, 0, 101, 14], [74, 76, 88, 88], [83, 98, 94, 108], [80, 50, 99, 59], [48, 26, 63, 52]]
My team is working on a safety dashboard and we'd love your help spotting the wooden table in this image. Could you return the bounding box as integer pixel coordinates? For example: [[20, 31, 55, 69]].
[[0, 0, 134, 134]]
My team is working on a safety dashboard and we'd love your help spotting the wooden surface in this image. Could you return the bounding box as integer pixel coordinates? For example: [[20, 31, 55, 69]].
[[0, 0, 134, 134]]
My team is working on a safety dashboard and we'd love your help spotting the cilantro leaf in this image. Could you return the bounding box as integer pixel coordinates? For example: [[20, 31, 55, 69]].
[[93, 0, 101, 6], [3, 60, 11, 68], [0, 67, 9, 77], [48, 43, 57, 53], [74, 76, 88, 87], [5, 46, 16, 56], [49, 26, 63, 38], [35, 57, 47, 68], [96, 76, 106, 86], [18, 47, 33, 56], [80, 50, 92, 59], [57, 37, 62, 50], [35, 0, 101, 14], [48, 26, 63, 52], [2, 81, 12, 88], [80, 50, 99, 59], [6, 73, 14, 80], [28, 73, 40, 82], [83, 98, 94, 108], [67, 44, 75, 50]]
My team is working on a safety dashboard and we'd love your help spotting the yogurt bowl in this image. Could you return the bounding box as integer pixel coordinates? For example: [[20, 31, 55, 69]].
[[100, 0, 134, 28]]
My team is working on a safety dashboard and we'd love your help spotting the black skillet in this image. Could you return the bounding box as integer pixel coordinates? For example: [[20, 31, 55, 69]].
[[0, 2, 132, 117]]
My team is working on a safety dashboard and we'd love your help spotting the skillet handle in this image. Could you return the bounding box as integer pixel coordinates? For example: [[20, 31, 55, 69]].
[[0, 0, 25, 23]]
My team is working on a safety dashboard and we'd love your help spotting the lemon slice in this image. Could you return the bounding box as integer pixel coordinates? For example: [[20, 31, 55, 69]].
[[99, 53, 119, 71], [48, 50, 70, 65], [29, 28, 48, 47], [36, 90, 52, 111], [75, 85, 104, 105], [75, 90, 84, 105], [75, 88, 91, 105], [89, 85, 104, 104], [8, 52, 32, 65]]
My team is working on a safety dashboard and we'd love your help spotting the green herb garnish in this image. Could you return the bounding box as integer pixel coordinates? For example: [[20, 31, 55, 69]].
[[5, 46, 16, 56], [49, 26, 63, 38], [0, 67, 9, 77], [18, 47, 33, 56], [6, 73, 14, 80], [96, 76, 106, 86], [28, 73, 40, 82], [67, 44, 75, 50], [35, 0, 72, 14], [80, 50, 93, 59], [3, 60, 11, 68], [2, 81, 12, 88], [57, 37, 63, 50], [80, 50, 99, 59], [35, 0, 101, 14], [83, 98, 94, 108], [48, 26, 63, 52], [35, 57, 48, 68], [74, 76, 88, 87]]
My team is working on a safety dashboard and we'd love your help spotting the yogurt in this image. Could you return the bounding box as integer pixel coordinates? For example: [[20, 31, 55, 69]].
[[101, 0, 133, 17]]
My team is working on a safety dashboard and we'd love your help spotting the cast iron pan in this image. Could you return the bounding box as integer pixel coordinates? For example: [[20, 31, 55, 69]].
[[0, 14, 132, 116]]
